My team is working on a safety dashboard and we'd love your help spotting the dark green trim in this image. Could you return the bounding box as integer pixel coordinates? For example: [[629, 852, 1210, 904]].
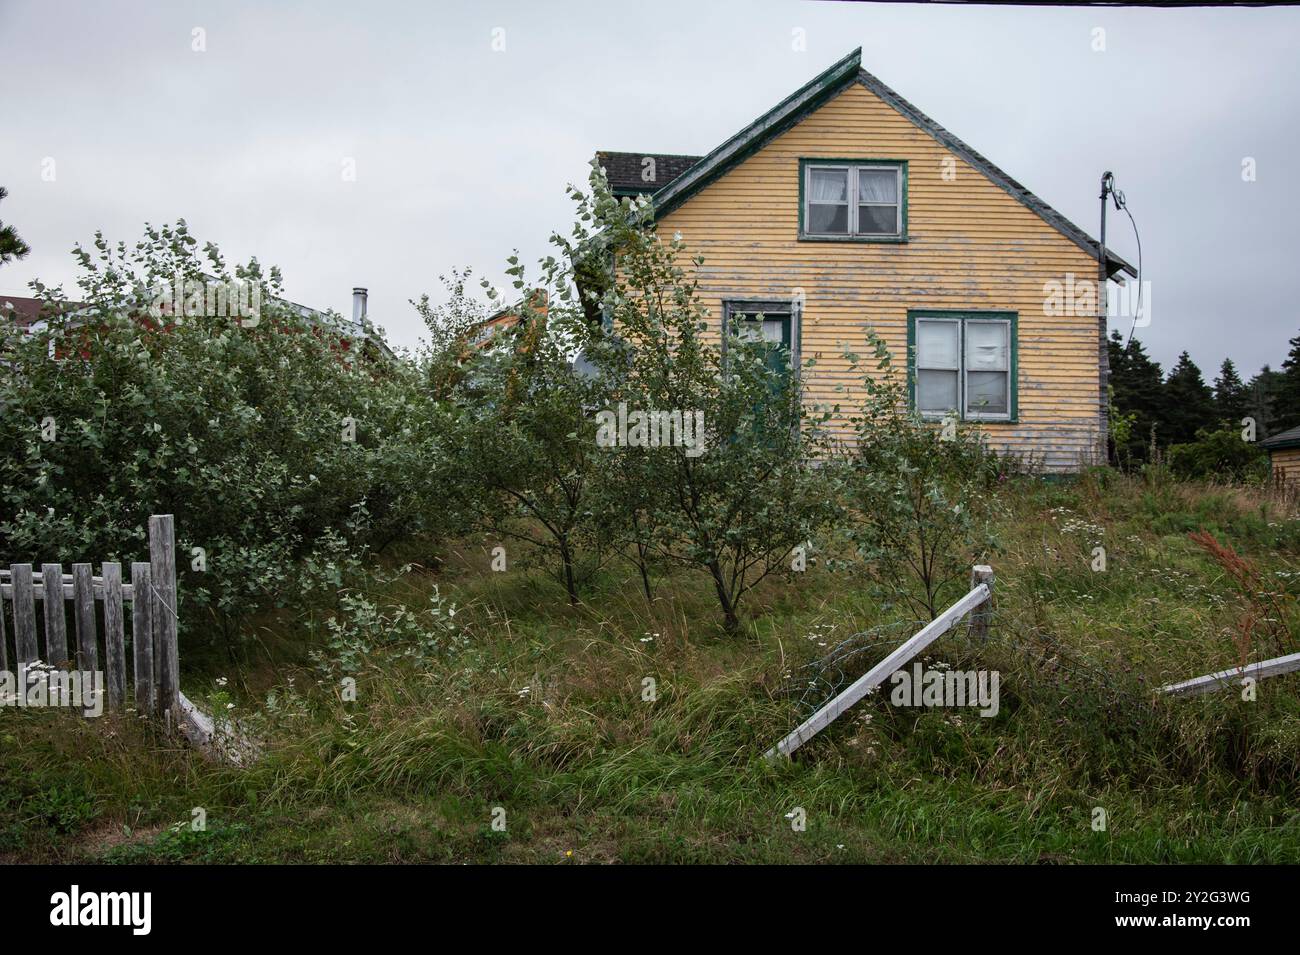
[[721, 298, 798, 354], [797, 158, 908, 243], [906, 309, 1019, 423], [650, 48, 862, 221]]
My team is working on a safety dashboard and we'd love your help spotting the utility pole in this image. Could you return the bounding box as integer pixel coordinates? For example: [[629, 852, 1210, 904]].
[[1098, 171, 1114, 466]]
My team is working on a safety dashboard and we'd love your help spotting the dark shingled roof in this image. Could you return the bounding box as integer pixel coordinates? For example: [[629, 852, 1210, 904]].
[[594, 151, 702, 196], [1261, 425, 1300, 451]]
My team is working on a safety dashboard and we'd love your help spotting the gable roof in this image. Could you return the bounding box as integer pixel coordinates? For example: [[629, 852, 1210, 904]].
[[649, 48, 1137, 281], [1261, 425, 1300, 451], [594, 151, 702, 196]]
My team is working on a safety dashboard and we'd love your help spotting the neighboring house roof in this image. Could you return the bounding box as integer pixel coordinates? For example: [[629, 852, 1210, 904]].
[[641, 47, 1137, 282], [1261, 425, 1300, 451], [594, 151, 702, 197], [1, 295, 82, 329], [2, 290, 395, 360]]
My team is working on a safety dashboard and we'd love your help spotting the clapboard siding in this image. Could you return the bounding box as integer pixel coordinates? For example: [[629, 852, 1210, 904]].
[[1270, 447, 1300, 485], [651, 82, 1104, 472]]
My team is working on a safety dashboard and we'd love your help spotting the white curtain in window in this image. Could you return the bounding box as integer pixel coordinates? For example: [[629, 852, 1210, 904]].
[[809, 168, 848, 201], [965, 321, 1008, 371], [917, 320, 959, 369], [857, 168, 897, 203]]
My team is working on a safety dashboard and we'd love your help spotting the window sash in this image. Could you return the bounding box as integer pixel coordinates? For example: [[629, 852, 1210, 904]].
[[807, 167, 850, 235], [914, 317, 1013, 421], [804, 163, 902, 237]]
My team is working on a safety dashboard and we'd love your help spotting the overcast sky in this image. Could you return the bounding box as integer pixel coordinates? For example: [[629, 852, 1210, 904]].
[[2, 0, 1298, 378]]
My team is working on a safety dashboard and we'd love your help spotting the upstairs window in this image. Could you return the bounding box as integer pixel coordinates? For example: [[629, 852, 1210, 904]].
[[801, 160, 905, 241], [911, 311, 1016, 422]]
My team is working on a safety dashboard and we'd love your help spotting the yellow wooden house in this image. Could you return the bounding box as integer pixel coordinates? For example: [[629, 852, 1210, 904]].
[[594, 48, 1136, 472]]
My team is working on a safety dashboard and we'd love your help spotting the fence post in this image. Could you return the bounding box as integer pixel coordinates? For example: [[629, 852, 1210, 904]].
[[0, 577, 7, 673], [149, 515, 180, 724], [131, 562, 154, 715], [968, 565, 994, 643], [42, 562, 69, 666]]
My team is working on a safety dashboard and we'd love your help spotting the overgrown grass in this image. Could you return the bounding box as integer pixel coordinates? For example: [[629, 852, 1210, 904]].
[[3, 473, 1299, 864]]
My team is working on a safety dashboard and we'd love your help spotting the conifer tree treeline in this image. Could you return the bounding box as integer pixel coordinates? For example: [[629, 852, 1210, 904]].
[[1107, 329, 1300, 464]]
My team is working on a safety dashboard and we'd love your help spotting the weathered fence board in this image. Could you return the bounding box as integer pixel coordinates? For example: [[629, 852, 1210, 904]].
[[73, 563, 98, 673], [11, 564, 38, 667], [42, 562, 68, 665], [103, 563, 126, 709], [766, 576, 994, 759], [131, 562, 155, 715], [1162, 651, 1300, 697]]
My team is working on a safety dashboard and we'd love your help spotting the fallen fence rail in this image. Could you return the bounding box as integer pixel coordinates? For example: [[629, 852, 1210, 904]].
[[1161, 651, 1300, 697], [765, 565, 994, 760]]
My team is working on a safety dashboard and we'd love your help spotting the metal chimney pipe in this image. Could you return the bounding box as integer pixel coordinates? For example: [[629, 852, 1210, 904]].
[[352, 287, 368, 325]]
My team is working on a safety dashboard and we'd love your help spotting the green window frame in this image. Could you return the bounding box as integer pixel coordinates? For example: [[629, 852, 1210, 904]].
[[907, 309, 1018, 423], [798, 158, 908, 243]]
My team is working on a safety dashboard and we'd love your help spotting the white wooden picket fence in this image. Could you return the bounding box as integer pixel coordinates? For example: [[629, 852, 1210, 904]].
[[0, 514, 180, 721]]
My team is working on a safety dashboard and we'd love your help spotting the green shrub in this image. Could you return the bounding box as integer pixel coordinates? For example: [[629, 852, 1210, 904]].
[[0, 221, 442, 645], [1167, 426, 1268, 482]]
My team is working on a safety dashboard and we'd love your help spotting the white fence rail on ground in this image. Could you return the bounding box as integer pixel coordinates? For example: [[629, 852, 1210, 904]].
[[765, 565, 994, 760], [1161, 651, 1300, 697]]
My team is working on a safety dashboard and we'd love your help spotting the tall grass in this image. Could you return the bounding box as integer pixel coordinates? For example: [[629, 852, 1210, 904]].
[[3, 473, 1299, 863]]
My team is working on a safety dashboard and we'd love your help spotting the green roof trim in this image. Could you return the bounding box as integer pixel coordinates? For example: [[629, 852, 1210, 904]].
[[651, 48, 865, 220], [647, 49, 1137, 282]]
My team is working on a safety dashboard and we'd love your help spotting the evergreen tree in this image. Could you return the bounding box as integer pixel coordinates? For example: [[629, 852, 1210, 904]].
[[1275, 330, 1300, 433], [1213, 358, 1250, 427], [0, 187, 30, 266], [1107, 331, 1165, 461], [1163, 351, 1215, 446], [1246, 365, 1285, 437]]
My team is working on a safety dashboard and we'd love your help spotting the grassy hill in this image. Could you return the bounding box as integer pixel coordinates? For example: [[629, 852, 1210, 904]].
[[3, 470, 1299, 864]]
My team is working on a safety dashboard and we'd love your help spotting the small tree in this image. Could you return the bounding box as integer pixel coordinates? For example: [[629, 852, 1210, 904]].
[[441, 259, 607, 605], [566, 165, 837, 632], [840, 334, 997, 621]]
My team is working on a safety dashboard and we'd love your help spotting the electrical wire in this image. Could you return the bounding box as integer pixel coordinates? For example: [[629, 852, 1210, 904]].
[[1116, 190, 1143, 353]]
